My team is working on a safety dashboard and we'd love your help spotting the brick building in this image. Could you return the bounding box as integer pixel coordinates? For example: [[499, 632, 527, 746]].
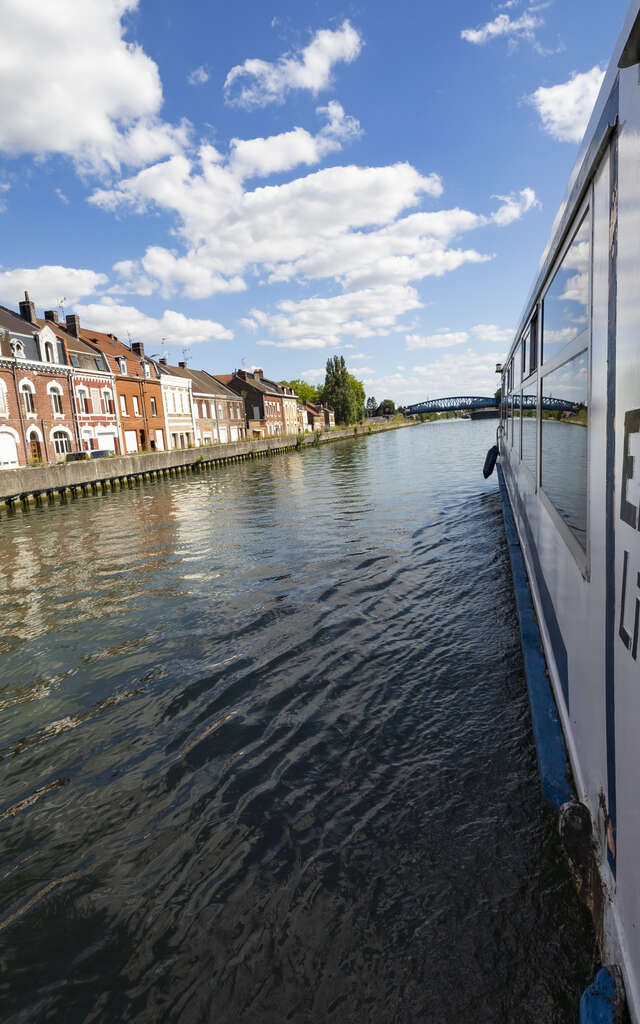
[[216, 369, 283, 437], [0, 304, 78, 466], [74, 329, 166, 453], [28, 307, 120, 453]]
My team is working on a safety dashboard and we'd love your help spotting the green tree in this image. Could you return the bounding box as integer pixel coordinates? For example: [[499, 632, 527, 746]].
[[280, 378, 320, 405], [366, 396, 377, 416], [378, 398, 395, 415], [322, 355, 356, 424], [349, 375, 365, 422]]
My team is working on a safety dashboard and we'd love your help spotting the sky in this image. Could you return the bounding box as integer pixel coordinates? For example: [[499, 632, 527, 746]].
[[0, 0, 630, 403]]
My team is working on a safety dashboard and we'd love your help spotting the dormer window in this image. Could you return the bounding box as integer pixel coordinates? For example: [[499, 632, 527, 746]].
[[117, 357, 127, 374], [141, 360, 150, 378], [44, 341, 55, 363], [11, 339, 24, 358]]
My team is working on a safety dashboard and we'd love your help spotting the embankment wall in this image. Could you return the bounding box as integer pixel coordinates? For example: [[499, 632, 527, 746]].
[[0, 421, 414, 511]]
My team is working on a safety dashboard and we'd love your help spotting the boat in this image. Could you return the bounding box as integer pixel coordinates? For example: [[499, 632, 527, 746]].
[[496, 3, 640, 1019]]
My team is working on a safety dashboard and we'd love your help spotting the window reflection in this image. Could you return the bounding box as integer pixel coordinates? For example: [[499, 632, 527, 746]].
[[541, 350, 589, 547], [521, 380, 537, 477], [543, 213, 590, 363]]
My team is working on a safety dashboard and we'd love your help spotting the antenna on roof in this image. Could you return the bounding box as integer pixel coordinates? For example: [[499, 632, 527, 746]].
[[241, 356, 247, 368], [57, 297, 67, 320], [182, 345, 191, 367]]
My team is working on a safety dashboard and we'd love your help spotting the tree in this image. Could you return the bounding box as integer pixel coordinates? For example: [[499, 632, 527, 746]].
[[366, 396, 377, 416], [322, 355, 356, 424], [349, 375, 365, 422], [378, 398, 395, 415], [280, 378, 320, 405]]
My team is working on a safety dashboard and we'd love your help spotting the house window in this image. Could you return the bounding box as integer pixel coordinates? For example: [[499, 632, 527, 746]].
[[120, 394, 127, 416], [77, 389, 90, 413], [132, 395, 140, 416], [103, 390, 115, 414], [11, 340, 25, 358], [70, 354, 79, 367], [142, 361, 150, 378], [0, 381, 8, 415], [117, 357, 127, 374], [150, 396, 157, 416], [94, 358, 104, 371], [53, 430, 72, 454], [44, 341, 55, 363], [20, 382, 35, 414], [50, 389, 63, 414]]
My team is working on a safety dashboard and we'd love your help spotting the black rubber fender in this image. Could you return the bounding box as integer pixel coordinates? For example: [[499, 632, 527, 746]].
[[483, 445, 498, 479]]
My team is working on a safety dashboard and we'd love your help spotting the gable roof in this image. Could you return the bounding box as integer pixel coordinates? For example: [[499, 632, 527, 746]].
[[77, 329, 159, 380], [32, 317, 111, 373], [0, 305, 40, 339]]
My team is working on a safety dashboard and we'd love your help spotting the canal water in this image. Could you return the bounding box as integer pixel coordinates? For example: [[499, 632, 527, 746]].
[[0, 420, 595, 1023]]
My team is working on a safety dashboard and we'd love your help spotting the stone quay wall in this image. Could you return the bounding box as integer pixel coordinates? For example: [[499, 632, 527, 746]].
[[0, 421, 414, 512]]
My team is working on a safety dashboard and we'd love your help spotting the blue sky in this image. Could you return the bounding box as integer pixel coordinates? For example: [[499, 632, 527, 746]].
[[0, 0, 628, 402]]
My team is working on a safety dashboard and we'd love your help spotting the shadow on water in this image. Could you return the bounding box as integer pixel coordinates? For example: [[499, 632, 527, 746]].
[[0, 421, 595, 1022]]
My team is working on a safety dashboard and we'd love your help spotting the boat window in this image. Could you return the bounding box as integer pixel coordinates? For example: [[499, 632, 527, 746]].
[[513, 342, 521, 389], [527, 311, 538, 376], [542, 212, 590, 364], [509, 394, 514, 446], [540, 349, 589, 547], [521, 378, 537, 479], [513, 388, 521, 452]]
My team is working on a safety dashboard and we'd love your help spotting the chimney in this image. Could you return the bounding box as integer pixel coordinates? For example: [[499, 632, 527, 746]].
[[19, 290, 36, 324], [159, 356, 168, 366], [44, 310, 59, 324], [131, 342, 145, 356], [254, 368, 264, 379], [178, 361, 186, 369], [65, 313, 81, 338]]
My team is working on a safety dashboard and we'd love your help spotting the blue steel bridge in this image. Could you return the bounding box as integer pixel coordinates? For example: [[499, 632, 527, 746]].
[[406, 395, 578, 414]]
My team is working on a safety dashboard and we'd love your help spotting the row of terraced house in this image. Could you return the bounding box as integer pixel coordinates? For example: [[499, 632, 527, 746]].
[[0, 295, 334, 469]]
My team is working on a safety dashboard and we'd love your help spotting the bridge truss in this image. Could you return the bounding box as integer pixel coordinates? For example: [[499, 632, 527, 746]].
[[406, 394, 579, 414]]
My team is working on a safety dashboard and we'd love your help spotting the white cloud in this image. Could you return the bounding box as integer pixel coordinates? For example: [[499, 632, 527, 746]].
[[224, 20, 362, 108], [301, 367, 325, 383], [491, 187, 539, 226], [188, 65, 209, 86], [0, 0, 188, 173], [0, 182, 9, 213], [228, 101, 361, 181], [406, 331, 469, 350], [55, 188, 70, 205], [471, 323, 514, 343], [367, 350, 503, 404], [74, 299, 233, 345], [528, 66, 604, 142], [248, 284, 423, 349], [90, 158, 447, 298], [0, 266, 108, 308], [461, 11, 542, 46]]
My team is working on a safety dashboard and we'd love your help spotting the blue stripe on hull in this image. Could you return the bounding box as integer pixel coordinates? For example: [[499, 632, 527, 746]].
[[498, 464, 575, 810]]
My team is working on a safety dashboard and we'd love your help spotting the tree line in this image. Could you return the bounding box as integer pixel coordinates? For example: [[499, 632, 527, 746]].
[[282, 356, 397, 425]]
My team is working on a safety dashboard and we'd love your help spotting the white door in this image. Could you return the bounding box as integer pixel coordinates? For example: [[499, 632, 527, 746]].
[[97, 431, 116, 452], [155, 429, 164, 451], [219, 425, 228, 443], [0, 431, 19, 467], [230, 426, 238, 442], [125, 430, 138, 453]]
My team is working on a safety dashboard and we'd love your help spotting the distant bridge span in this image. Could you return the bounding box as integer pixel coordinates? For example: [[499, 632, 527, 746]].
[[406, 395, 578, 414]]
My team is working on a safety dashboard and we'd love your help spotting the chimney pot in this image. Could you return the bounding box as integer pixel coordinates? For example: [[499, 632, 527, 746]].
[[159, 356, 168, 366], [131, 341, 145, 356], [65, 314, 81, 338], [44, 310, 59, 324], [178, 361, 186, 368]]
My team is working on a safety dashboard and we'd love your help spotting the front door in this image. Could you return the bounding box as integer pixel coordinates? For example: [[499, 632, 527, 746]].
[[29, 438, 42, 461]]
